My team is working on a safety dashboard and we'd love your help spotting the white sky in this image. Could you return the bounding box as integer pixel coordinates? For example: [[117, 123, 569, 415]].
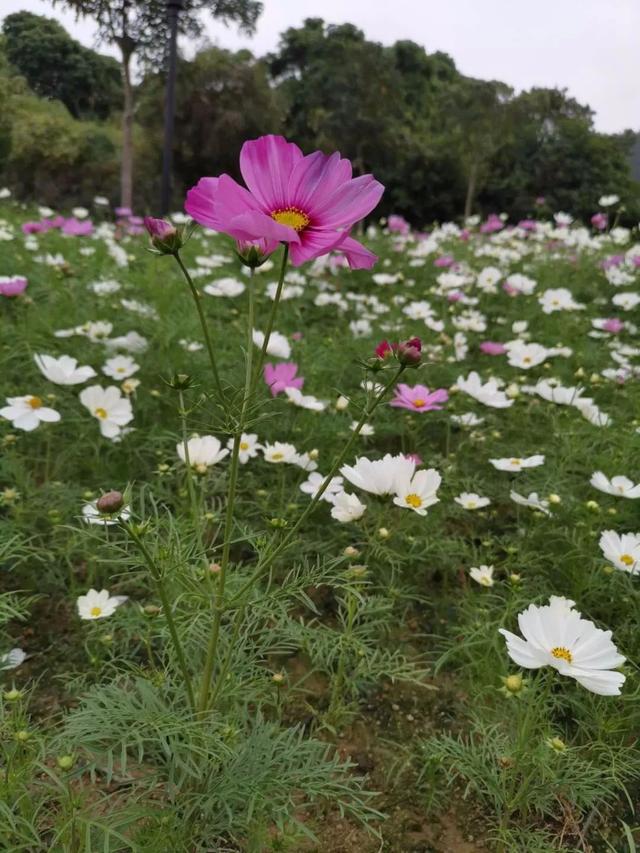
[[2, 0, 639, 133]]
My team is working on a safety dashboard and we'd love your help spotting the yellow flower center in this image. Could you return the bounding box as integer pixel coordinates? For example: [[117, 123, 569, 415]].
[[467, 501, 477, 509], [90, 606, 102, 617], [194, 463, 208, 475], [28, 396, 43, 409], [240, 442, 249, 450], [271, 207, 310, 232], [94, 407, 108, 419], [405, 493, 423, 508], [270, 452, 284, 461], [412, 399, 426, 408], [510, 458, 522, 466], [479, 575, 492, 586], [523, 356, 532, 364], [551, 646, 573, 663], [620, 553, 635, 566]]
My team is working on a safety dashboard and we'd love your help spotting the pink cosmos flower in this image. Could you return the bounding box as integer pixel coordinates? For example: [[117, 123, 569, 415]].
[[185, 135, 384, 269], [62, 218, 93, 236], [389, 383, 448, 412], [480, 214, 504, 234], [0, 276, 28, 297], [405, 452, 423, 465], [591, 212, 608, 231], [480, 341, 507, 355], [387, 214, 410, 235], [264, 362, 304, 396], [602, 318, 624, 334], [434, 255, 455, 267]]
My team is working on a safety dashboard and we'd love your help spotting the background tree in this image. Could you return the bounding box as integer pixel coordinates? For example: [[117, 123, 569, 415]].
[[2, 12, 121, 120], [51, 0, 262, 209], [135, 46, 282, 206]]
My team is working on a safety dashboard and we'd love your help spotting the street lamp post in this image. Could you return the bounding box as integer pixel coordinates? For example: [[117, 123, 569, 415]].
[[160, 0, 183, 214]]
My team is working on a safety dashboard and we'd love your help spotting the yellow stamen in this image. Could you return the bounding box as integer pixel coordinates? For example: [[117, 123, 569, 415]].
[[94, 407, 108, 419], [271, 207, 310, 232], [90, 606, 102, 617], [523, 357, 532, 364], [240, 442, 249, 451], [467, 501, 477, 509], [412, 399, 426, 408], [620, 554, 635, 566], [551, 646, 573, 663], [271, 452, 284, 461], [405, 494, 423, 508], [28, 396, 43, 409], [510, 458, 522, 466]]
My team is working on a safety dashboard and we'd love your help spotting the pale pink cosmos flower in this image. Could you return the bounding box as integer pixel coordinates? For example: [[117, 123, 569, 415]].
[[0, 276, 28, 297], [185, 135, 384, 269], [264, 362, 304, 396], [389, 383, 448, 413], [602, 318, 624, 334]]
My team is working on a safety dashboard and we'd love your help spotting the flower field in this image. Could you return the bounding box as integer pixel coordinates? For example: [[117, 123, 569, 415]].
[[1, 140, 640, 851]]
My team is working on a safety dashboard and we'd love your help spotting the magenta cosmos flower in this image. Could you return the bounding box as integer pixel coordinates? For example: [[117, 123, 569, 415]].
[[264, 362, 304, 396], [389, 383, 448, 412], [185, 135, 384, 269]]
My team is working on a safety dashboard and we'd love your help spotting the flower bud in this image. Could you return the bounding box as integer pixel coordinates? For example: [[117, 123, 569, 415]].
[[96, 490, 124, 514], [397, 337, 422, 366], [343, 546, 360, 558], [504, 674, 523, 693], [272, 672, 285, 684], [335, 395, 349, 411], [4, 688, 23, 701], [547, 737, 566, 752], [14, 729, 30, 743], [57, 754, 75, 770], [235, 239, 273, 269], [378, 527, 390, 539], [143, 217, 182, 254]]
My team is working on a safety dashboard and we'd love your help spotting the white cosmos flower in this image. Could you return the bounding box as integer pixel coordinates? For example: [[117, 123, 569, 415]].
[[576, 400, 611, 427], [454, 491, 491, 510], [292, 451, 318, 472], [77, 588, 127, 621], [599, 530, 640, 574], [590, 472, 640, 499], [330, 491, 367, 522], [490, 455, 545, 472], [505, 341, 549, 369], [612, 292, 640, 311], [510, 490, 550, 515], [34, 354, 96, 385], [393, 468, 441, 516], [525, 379, 586, 406], [104, 331, 148, 353], [538, 288, 585, 314], [284, 387, 327, 411], [90, 279, 121, 295], [456, 371, 513, 408], [299, 472, 344, 502], [598, 194, 620, 207], [450, 412, 485, 427], [102, 355, 139, 379], [262, 441, 298, 464], [499, 598, 625, 695], [341, 453, 416, 496], [203, 277, 245, 297], [350, 420, 374, 435], [0, 395, 61, 431], [505, 273, 537, 294], [177, 435, 229, 473], [0, 648, 26, 670], [227, 433, 261, 464], [469, 565, 495, 587], [252, 330, 291, 359], [79, 385, 133, 439]]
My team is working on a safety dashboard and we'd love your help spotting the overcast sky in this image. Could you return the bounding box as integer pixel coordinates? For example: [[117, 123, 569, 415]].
[[2, 0, 638, 133]]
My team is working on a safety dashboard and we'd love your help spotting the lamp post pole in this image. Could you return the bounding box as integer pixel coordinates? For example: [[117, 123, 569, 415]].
[[160, 0, 183, 214]]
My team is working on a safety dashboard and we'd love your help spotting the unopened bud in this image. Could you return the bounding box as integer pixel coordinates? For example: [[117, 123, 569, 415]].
[[396, 337, 422, 366], [143, 217, 182, 254], [548, 737, 566, 752], [57, 754, 75, 770], [96, 490, 124, 514]]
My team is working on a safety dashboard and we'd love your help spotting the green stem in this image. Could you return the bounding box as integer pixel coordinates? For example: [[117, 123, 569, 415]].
[[253, 244, 289, 384], [229, 365, 405, 607], [178, 390, 199, 529], [196, 271, 258, 714], [174, 252, 224, 401], [125, 525, 196, 712]]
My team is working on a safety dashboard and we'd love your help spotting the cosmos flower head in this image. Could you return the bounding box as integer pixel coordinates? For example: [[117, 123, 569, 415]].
[[185, 134, 384, 269], [500, 597, 625, 696]]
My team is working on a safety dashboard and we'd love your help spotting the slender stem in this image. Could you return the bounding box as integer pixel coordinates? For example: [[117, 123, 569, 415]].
[[178, 390, 199, 528], [253, 244, 289, 384], [196, 271, 258, 714], [229, 365, 405, 606], [125, 525, 196, 712], [173, 252, 224, 401]]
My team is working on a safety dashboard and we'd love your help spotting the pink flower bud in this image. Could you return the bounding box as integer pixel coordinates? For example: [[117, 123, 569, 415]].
[[143, 217, 181, 254], [0, 276, 28, 297]]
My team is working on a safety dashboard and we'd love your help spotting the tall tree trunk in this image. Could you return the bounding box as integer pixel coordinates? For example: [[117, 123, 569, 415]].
[[464, 160, 479, 220], [120, 48, 134, 210]]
